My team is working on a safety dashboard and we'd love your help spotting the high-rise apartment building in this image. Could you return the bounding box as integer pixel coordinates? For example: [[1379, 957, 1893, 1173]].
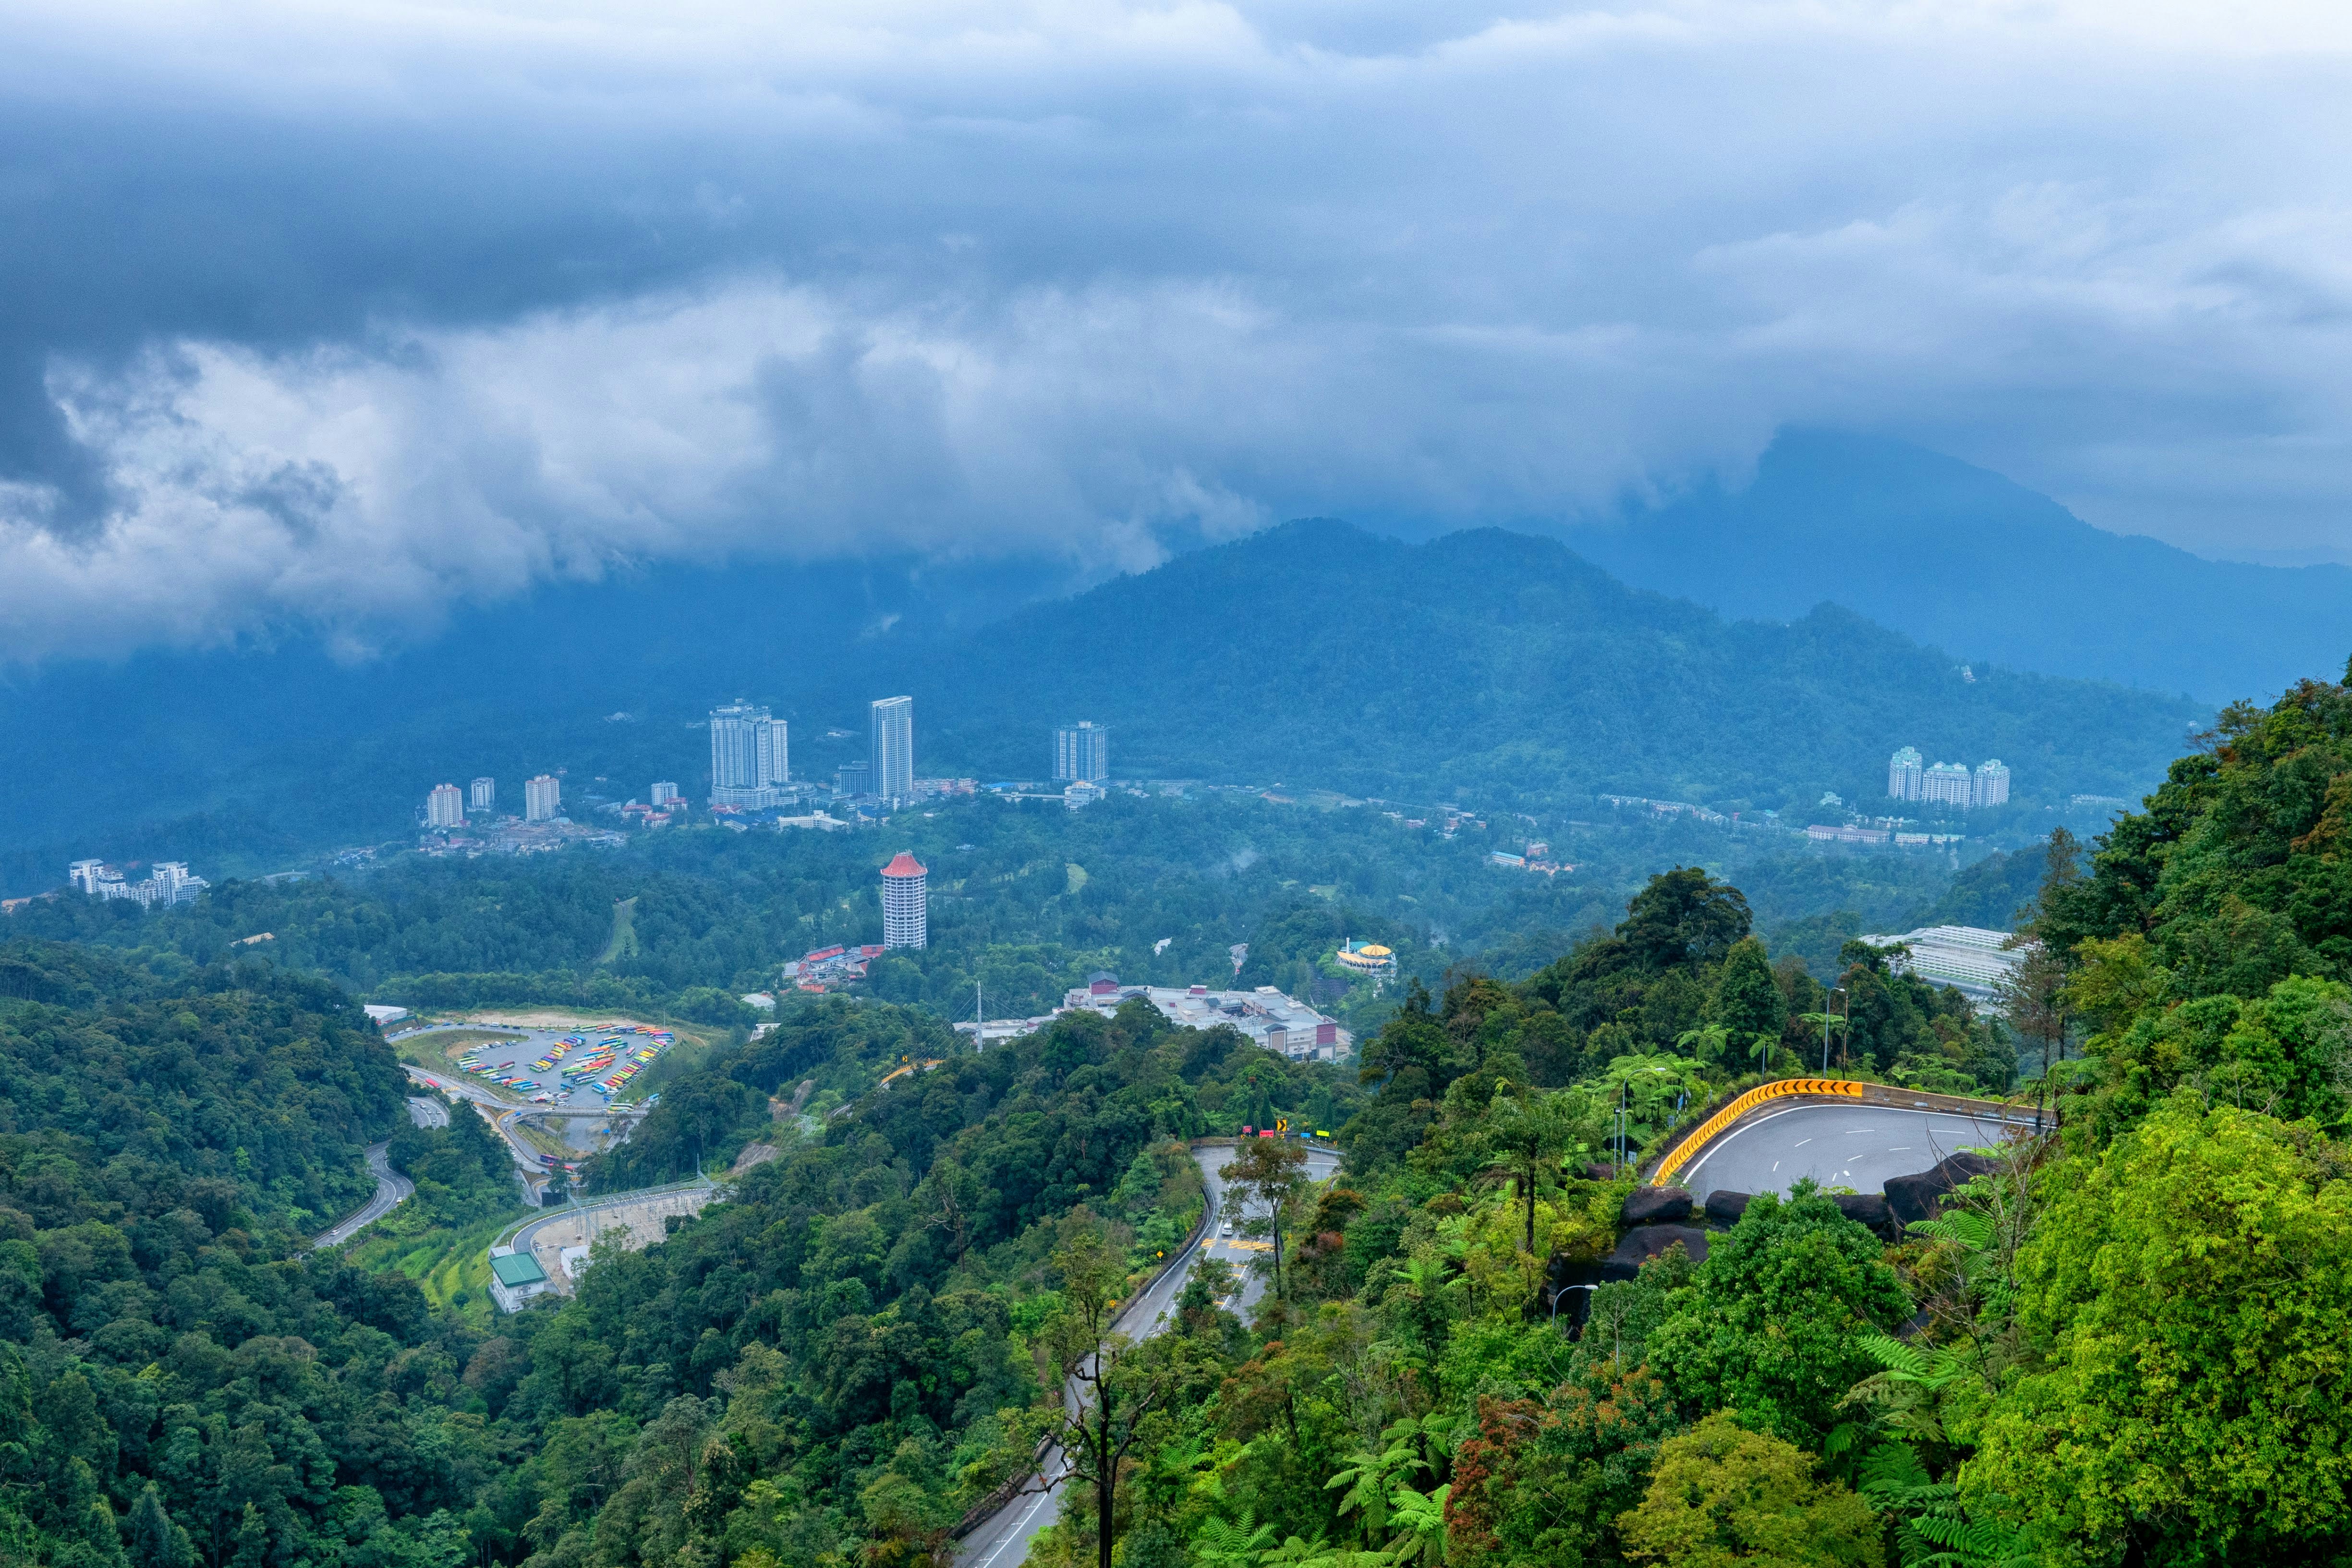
[[426, 783, 465, 828], [1887, 746, 2014, 811], [709, 701, 790, 807], [68, 858, 203, 906], [651, 781, 679, 806], [524, 775, 561, 822], [1887, 746, 1924, 801], [470, 777, 497, 813], [1054, 721, 1110, 784], [836, 761, 871, 797], [880, 851, 928, 949], [870, 697, 914, 806], [1921, 762, 1974, 807]]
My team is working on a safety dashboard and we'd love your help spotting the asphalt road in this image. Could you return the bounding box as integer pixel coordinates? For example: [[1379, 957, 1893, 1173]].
[[408, 1095, 450, 1128], [408, 1067, 557, 1190], [312, 1142, 415, 1249], [956, 1142, 1341, 1568], [1676, 1099, 2037, 1203]]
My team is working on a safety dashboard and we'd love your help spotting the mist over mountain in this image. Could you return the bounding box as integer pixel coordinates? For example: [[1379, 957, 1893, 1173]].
[[1568, 432, 2352, 704], [0, 510, 2211, 894]]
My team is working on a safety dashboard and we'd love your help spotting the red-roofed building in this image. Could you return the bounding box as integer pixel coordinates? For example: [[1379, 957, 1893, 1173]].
[[880, 852, 928, 949]]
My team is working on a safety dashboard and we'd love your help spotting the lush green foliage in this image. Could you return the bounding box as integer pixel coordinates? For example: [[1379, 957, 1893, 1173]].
[[0, 942, 524, 1568], [1972, 1098, 2352, 1563], [1616, 1411, 1883, 1568], [11, 795, 2041, 1085], [0, 943, 401, 1234]]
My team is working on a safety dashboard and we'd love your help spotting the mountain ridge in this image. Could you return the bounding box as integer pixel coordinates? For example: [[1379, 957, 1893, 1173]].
[[0, 508, 2212, 892], [1566, 430, 2352, 703]]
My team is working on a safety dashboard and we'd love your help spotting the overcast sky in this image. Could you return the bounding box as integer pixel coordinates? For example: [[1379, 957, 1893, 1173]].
[[2, 0, 2350, 661]]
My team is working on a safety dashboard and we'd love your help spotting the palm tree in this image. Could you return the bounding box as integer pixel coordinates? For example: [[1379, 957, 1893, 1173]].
[[1479, 1084, 1572, 1254]]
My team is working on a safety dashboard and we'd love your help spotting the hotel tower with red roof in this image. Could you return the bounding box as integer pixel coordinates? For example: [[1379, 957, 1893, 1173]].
[[880, 852, 928, 950]]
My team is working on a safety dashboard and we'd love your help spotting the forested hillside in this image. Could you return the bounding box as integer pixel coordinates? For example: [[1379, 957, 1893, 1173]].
[[894, 522, 2202, 814]]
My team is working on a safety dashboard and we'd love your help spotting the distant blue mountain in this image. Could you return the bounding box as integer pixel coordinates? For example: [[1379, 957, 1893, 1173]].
[[1565, 431, 2352, 704], [0, 492, 2224, 895]]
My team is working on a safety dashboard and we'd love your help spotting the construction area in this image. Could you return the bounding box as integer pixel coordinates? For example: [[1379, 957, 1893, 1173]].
[[505, 1186, 719, 1301]]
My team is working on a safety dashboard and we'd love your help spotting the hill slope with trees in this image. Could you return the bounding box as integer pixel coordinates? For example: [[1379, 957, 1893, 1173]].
[[897, 520, 2202, 816]]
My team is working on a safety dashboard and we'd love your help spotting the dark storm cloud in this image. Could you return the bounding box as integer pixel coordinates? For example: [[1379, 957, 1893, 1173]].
[[1, 0, 2349, 658]]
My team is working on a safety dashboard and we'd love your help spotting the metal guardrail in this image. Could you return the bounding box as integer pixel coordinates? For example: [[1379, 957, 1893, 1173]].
[[1649, 1077, 1866, 1184], [1647, 1077, 2031, 1186]]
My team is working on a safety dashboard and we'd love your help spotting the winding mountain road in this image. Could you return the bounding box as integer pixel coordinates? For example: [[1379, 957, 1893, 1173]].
[[956, 1142, 1341, 1568], [312, 1142, 414, 1249], [1675, 1099, 2037, 1202]]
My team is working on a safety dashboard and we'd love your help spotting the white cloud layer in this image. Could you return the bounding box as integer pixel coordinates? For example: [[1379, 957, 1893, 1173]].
[[4, 0, 2352, 657]]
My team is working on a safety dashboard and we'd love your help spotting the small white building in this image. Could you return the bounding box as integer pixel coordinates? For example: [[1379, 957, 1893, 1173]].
[[488, 1249, 553, 1313]]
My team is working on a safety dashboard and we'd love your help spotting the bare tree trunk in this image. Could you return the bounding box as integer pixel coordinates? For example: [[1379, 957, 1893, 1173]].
[[1096, 1426, 1115, 1568]]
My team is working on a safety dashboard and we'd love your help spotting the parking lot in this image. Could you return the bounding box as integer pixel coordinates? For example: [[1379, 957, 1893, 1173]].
[[413, 1021, 674, 1112]]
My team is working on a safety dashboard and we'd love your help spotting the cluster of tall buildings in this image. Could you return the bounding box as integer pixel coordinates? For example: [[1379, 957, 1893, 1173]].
[[1888, 747, 2010, 809], [708, 694, 916, 810], [69, 859, 207, 907], [424, 775, 562, 828]]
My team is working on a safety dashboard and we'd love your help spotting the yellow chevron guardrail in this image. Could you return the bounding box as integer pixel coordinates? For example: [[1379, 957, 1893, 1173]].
[[1649, 1077, 1867, 1185]]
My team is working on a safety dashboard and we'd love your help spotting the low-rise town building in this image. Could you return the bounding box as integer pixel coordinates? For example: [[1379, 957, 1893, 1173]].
[[488, 1249, 554, 1313], [1856, 924, 2028, 1006]]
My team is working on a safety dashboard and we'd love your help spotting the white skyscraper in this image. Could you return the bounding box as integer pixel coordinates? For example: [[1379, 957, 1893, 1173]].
[[880, 851, 928, 949], [470, 777, 497, 813], [709, 701, 789, 807], [1888, 746, 1924, 801], [651, 781, 679, 806], [1972, 760, 2012, 808], [870, 696, 914, 806], [524, 775, 561, 822], [426, 783, 465, 828], [1054, 721, 1110, 784]]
